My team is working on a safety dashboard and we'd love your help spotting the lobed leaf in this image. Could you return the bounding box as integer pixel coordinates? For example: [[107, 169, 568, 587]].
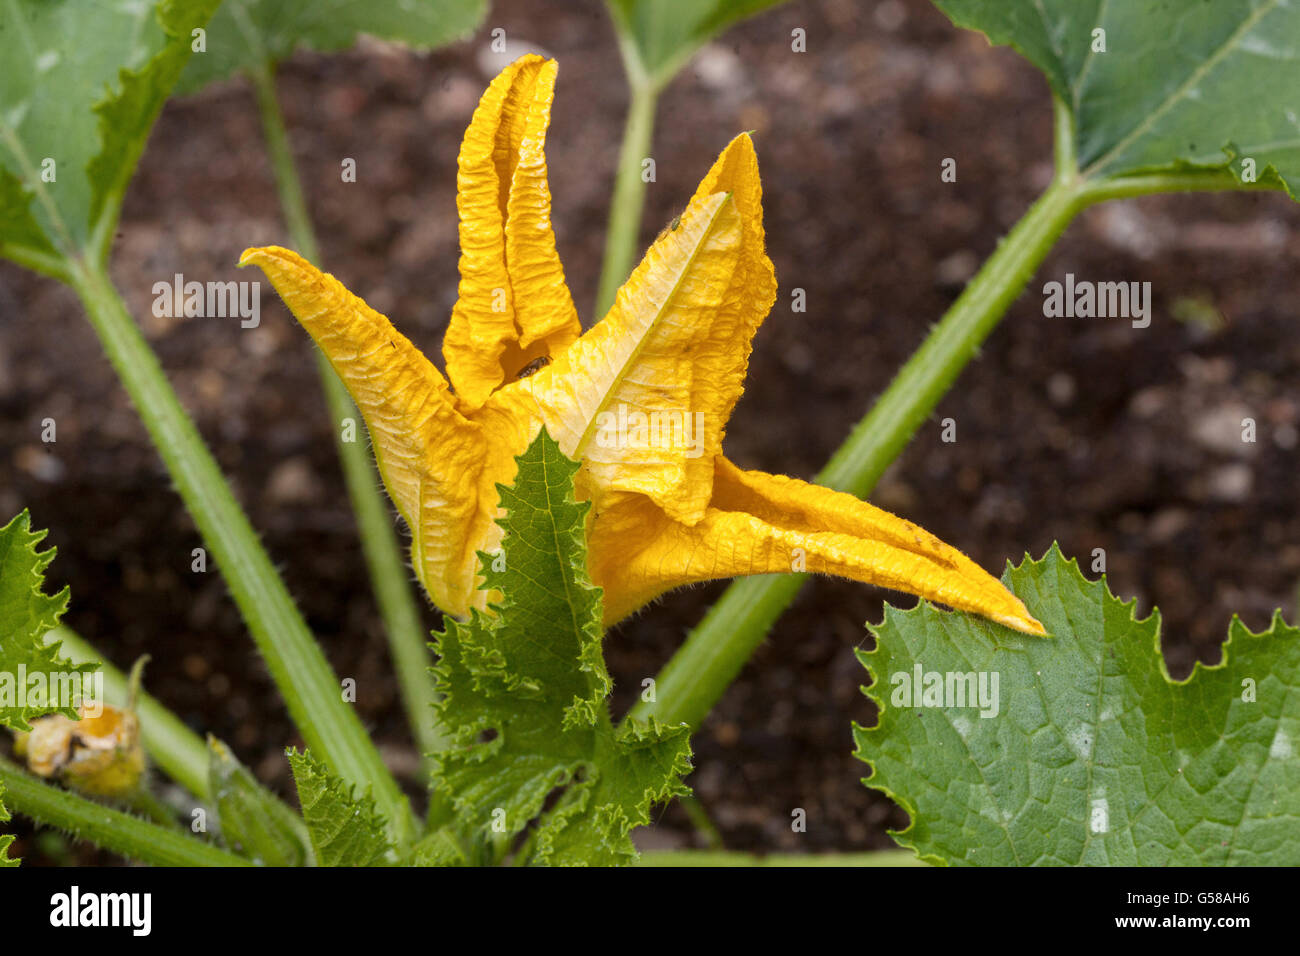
[[0, 0, 220, 265], [287, 747, 393, 867], [431, 429, 692, 866], [935, 0, 1300, 195], [0, 510, 99, 866], [855, 545, 1300, 865], [0, 511, 95, 733]]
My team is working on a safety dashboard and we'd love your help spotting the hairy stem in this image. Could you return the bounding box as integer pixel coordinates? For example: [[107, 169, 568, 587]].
[[66, 261, 414, 844], [0, 757, 250, 867]]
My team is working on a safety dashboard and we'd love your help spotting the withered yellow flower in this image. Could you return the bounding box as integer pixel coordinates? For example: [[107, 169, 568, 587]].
[[15, 705, 144, 798], [14, 657, 149, 798], [240, 55, 1044, 636]]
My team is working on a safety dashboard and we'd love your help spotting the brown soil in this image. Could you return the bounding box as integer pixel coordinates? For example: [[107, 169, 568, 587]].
[[3, 0, 1298, 863]]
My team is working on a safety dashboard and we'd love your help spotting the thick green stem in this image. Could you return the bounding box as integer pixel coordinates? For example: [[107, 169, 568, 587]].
[[595, 79, 659, 316], [250, 63, 444, 766], [50, 626, 210, 801], [629, 173, 1089, 732], [125, 786, 184, 831], [65, 261, 414, 844], [0, 757, 251, 867]]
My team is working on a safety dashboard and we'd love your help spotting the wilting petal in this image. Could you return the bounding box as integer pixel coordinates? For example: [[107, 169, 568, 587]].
[[443, 55, 581, 409], [489, 137, 774, 527], [682, 133, 777, 451], [488, 189, 737, 525], [239, 246, 494, 616], [588, 457, 1045, 634]]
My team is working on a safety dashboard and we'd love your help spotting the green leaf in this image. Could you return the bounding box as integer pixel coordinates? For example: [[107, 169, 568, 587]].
[[432, 429, 692, 866], [0, 778, 15, 866], [636, 849, 927, 867], [287, 747, 393, 866], [854, 545, 1300, 865], [0, 511, 95, 732], [210, 737, 313, 866], [177, 0, 488, 93], [410, 827, 467, 867], [0, 0, 219, 265], [0, 509, 98, 868], [935, 0, 1300, 195], [605, 0, 789, 84]]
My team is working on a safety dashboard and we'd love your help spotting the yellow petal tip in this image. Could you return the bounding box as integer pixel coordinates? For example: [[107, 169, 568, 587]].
[[238, 245, 298, 269], [992, 608, 1048, 637]]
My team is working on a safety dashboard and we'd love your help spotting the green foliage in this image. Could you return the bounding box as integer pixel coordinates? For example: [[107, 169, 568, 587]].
[[856, 546, 1300, 865], [0, 511, 95, 732], [605, 0, 789, 83], [177, 0, 488, 93], [0, 510, 98, 866], [210, 738, 313, 866], [431, 430, 692, 866], [935, 0, 1299, 195], [409, 826, 467, 867], [0, 779, 14, 866], [0, 758, 251, 866], [288, 748, 394, 866], [0, 0, 220, 267]]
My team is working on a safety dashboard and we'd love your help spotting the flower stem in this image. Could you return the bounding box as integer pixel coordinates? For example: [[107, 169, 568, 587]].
[[65, 261, 414, 845], [0, 757, 251, 867], [250, 62, 444, 766], [595, 78, 659, 317]]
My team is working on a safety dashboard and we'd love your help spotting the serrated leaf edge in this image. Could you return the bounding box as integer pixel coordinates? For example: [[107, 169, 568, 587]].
[[852, 541, 1297, 863]]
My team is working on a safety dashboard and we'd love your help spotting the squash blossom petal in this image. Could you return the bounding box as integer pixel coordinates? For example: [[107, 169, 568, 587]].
[[240, 55, 1045, 637]]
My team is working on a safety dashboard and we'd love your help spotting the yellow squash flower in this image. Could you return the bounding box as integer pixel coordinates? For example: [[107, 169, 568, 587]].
[[240, 55, 1045, 636]]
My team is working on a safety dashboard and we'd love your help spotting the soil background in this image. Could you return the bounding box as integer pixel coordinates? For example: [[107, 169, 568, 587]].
[[3, 0, 1299, 863]]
